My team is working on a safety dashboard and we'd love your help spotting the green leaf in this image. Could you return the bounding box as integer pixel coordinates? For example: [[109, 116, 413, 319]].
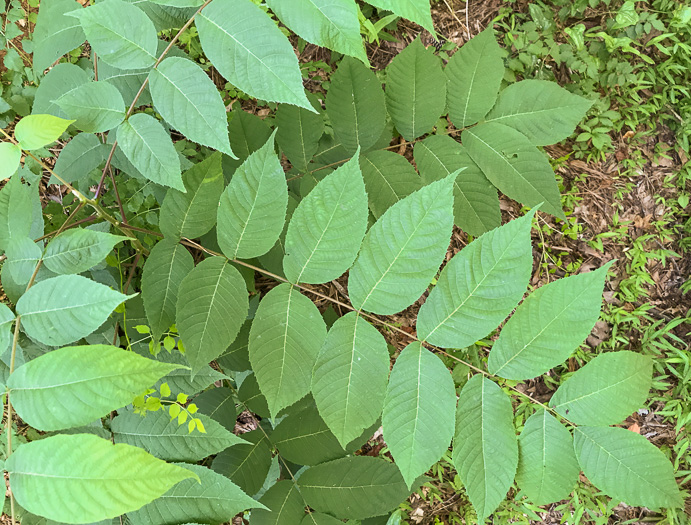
[[453, 375, 518, 520], [117, 113, 184, 191], [445, 27, 504, 128], [224, 109, 274, 177], [66, 0, 157, 70], [382, 342, 455, 488], [176, 257, 248, 376], [54, 81, 125, 133], [4, 237, 42, 284], [193, 387, 237, 431], [128, 463, 265, 525], [516, 410, 579, 505], [301, 513, 342, 525], [16, 275, 132, 347], [237, 373, 270, 418], [217, 131, 287, 260], [312, 312, 389, 447], [275, 99, 325, 172], [248, 283, 327, 417], [462, 122, 565, 219], [250, 480, 304, 525], [112, 410, 244, 462], [142, 238, 194, 342], [32, 0, 85, 74], [385, 37, 445, 140], [15, 114, 74, 150], [51, 133, 108, 184], [283, 153, 368, 284], [489, 263, 613, 379], [0, 304, 15, 353], [153, 351, 228, 397], [326, 57, 386, 154], [159, 152, 224, 240], [6, 434, 197, 524], [149, 57, 233, 156], [363, 0, 434, 35], [299, 456, 410, 520], [267, 0, 367, 64], [212, 430, 272, 496], [196, 0, 311, 110], [348, 175, 454, 314], [98, 60, 151, 107], [417, 210, 535, 348], [360, 150, 422, 219], [550, 351, 653, 425], [217, 321, 252, 372], [573, 426, 682, 509], [43, 229, 127, 275], [0, 176, 32, 252], [8, 344, 183, 431], [32, 63, 90, 119], [0, 142, 21, 179], [413, 135, 500, 236], [485, 80, 593, 146]]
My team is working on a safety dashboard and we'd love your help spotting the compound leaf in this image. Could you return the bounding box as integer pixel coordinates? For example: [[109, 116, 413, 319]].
[[383, 342, 456, 488], [248, 283, 327, 417], [489, 262, 613, 380], [283, 153, 367, 284], [360, 150, 422, 219], [363, 0, 434, 35], [275, 99, 325, 172], [149, 57, 233, 156], [8, 344, 183, 431], [385, 37, 446, 140], [54, 80, 125, 133], [212, 430, 272, 496], [550, 351, 653, 426], [573, 426, 682, 509], [417, 209, 535, 348], [6, 434, 196, 524], [250, 480, 304, 525], [43, 229, 127, 275], [348, 175, 454, 314], [194, 387, 237, 431], [453, 375, 518, 520]]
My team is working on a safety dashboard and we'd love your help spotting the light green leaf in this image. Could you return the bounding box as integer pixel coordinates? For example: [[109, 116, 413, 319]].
[[453, 375, 518, 520], [348, 175, 454, 314], [212, 430, 272, 496], [445, 27, 504, 128], [196, 0, 311, 110], [32, 63, 90, 119], [550, 351, 652, 425], [8, 344, 183, 431], [32, 0, 86, 74], [153, 350, 228, 397], [250, 480, 304, 525], [267, 0, 366, 63], [385, 37, 445, 140], [15, 114, 74, 150], [149, 57, 233, 156], [148, 0, 201, 7], [54, 81, 125, 133], [112, 410, 244, 462], [0, 176, 32, 252], [382, 342, 455, 488], [0, 143, 21, 179], [159, 152, 224, 240], [4, 237, 42, 284], [217, 131, 287, 260], [51, 133, 108, 184], [312, 312, 389, 447], [360, 149, 422, 220], [516, 410, 579, 505], [193, 387, 237, 431], [16, 275, 132, 347], [573, 426, 682, 509], [66, 0, 157, 70], [363, 0, 434, 35], [326, 57, 386, 154], [176, 257, 248, 376], [417, 210, 535, 348], [462, 122, 565, 219], [6, 434, 197, 524], [275, 99, 324, 172], [283, 153, 367, 284], [299, 456, 411, 520], [248, 283, 327, 417], [0, 304, 15, 353], [485, 80, 593, 146], [413, 135, 500, 236], [98, 60, 150, 108], [489, 263, 613, 379], [142, 238, 194, 342], [117, 113, 184, 191], [43, 229, 127, 275], [128, 463, 265, 525]]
